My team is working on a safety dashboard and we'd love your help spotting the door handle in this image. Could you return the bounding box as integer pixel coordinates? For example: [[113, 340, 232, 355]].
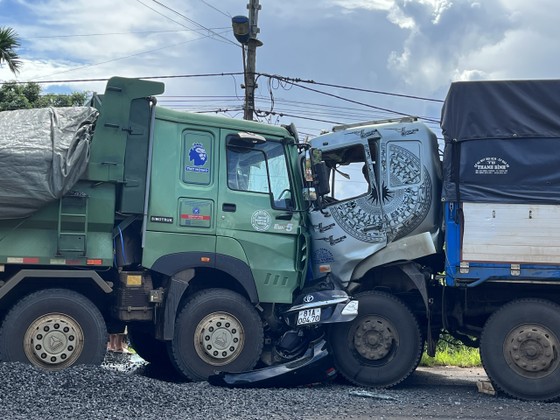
[[222, 203, 237, 212]]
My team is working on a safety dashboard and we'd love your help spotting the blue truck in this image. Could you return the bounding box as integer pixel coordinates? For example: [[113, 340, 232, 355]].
[[305, 79, 560, 401]]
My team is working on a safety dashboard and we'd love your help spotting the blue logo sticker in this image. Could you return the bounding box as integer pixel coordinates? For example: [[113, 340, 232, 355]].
[[189, 143, 208, 166]]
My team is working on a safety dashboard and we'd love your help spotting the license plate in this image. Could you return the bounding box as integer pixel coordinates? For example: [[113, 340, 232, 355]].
[[297, 308, 321, 325]]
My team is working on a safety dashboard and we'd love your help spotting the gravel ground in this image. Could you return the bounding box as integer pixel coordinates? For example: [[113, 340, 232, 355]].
[[0, 353, 558, 419]]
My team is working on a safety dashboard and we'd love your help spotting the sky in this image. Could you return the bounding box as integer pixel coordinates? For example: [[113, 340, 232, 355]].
[[1, 0, 559, 140]]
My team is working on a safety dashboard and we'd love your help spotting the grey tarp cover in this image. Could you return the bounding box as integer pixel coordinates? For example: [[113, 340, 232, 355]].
[[441, 80, 560, 203], [0, 106, 98, 219]]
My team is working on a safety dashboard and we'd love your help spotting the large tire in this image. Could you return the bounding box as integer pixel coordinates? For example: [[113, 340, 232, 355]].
[[480, 299, 560, 401], [328, 291, 423, 388], [0, 288, 107, 371], [168, 288, 264, 381]]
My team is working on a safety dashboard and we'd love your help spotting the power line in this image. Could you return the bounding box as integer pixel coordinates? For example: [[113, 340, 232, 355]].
[[1, 71, 443, 125], [160, 95, 441, 132], [0, 72, 244, 85], [196, 107, 343, 125], [27, 32, 232, 81], [160, 93, 423, 120], [147, 0, 238, 47], [256, 110, 343, 125], [258, 96, 397, 120], [158, 94, 403, 122], [26, 28, 230, 39], [199, 0, 231, 18], [134, 0, 208, 37], [262, 73, 444, 103], [263, 76, 440, 124]]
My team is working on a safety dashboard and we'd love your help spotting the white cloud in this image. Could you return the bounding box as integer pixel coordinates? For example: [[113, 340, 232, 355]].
[[318, 0, 560, 94], [3, 0, 236, 82], [384, 1, 515, 92], [0, 0, 249, 112], [451, 69, 489, 82], [330, 0, 393, 11]]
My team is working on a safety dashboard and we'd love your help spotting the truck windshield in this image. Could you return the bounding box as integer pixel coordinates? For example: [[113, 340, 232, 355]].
[[227, 141, 293, 210]]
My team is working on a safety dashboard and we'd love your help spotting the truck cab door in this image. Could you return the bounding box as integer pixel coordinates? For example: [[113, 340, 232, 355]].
[[308, 141, 388, 284], [217, 133, 304, 304]]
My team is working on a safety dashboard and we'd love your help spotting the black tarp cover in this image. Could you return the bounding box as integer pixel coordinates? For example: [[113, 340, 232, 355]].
[[0, 107, 98, 219], [441, 80, 560, 203]]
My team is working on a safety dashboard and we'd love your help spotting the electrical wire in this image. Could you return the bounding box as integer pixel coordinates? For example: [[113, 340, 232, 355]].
[[159, 93, 437, 122], [264, 76, 440, 124], [147, 0, 238, 47], [26, 32, 232, 81], [2, 70, 443, 131], [134, 0, 209, 37], [199, 0, 231, 18], [262, 73, 444, 104], [1, 72, 245, 85], [25, 29, 229, 39]]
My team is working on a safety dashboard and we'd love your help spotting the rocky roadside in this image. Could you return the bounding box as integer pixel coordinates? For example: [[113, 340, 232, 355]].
[[0, 354, 557, 419]]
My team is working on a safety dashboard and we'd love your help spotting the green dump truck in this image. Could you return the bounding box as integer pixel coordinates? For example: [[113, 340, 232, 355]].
[[0, 77, 357, 380]]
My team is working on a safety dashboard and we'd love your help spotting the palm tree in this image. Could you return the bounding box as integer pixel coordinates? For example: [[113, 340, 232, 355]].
[[0, 27, 22, 75]]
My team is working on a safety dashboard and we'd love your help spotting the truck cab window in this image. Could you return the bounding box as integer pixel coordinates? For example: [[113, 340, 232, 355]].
[[322, 144, 369, 202], [227, 141, 292, 210]]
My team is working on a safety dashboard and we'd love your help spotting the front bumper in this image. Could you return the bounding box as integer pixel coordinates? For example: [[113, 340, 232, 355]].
[[207, 339, 336, 388], [283, 289, 359, 327]]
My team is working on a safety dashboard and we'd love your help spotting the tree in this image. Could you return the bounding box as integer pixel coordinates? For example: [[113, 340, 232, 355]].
[[0, 27, 22, 75], [0, 82, 88, 111]]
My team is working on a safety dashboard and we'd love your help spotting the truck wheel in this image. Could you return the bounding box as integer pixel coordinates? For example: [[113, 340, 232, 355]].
[[480, 299, 560, 401], [328, 291, 422, 387], [0, 289, 107, 371], [168, 288, 263, 381]]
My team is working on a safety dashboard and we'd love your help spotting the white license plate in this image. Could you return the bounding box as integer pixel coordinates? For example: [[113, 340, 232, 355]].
[[297, 308, 321, 325]]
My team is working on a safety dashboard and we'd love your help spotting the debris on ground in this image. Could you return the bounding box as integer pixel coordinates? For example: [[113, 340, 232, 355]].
[[477, 380, 496, 396]]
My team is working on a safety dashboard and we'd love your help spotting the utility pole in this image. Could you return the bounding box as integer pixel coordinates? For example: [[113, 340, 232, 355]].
[[232, 1, 262, 121], [244, 0, 261, 120]]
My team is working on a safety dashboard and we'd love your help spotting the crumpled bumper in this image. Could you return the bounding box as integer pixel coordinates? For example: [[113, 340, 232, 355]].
[[207, 339, 336, 388]]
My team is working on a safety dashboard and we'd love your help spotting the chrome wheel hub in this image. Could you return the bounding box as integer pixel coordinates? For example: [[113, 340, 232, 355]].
[[194, 312, 244, 366], [24, 313, 83, 370]]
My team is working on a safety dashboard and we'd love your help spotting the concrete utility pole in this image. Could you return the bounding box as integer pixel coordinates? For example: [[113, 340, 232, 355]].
[[232, 1, 262, 120], [244, 0, 261, 120]]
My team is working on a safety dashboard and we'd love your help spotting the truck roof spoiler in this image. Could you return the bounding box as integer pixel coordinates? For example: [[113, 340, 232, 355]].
[[332, 116, 418, 132]]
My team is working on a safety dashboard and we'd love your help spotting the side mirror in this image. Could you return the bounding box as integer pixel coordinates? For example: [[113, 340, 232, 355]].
[[314, 162, 331, 196]]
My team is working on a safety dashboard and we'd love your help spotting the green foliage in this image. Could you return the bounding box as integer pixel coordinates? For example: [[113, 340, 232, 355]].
[[0, 26, 21, 75], [0, 82, 30, 110], [420, 334, 481, 367], [35, 91, 89, 108], [0, 81, 87, 111]]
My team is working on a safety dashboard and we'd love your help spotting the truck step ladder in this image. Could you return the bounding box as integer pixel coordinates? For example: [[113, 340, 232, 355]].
[[57, 192, 88, 256]]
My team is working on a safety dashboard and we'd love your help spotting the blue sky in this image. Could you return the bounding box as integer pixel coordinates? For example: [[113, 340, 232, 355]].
[[1, 0, 559, 138]]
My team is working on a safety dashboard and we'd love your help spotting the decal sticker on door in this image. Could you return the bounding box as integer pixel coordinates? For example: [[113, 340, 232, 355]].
[[251, 210, 272, 232]]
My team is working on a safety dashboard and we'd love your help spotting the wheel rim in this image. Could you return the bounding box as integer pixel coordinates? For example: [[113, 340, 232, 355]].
[[194, 311, 244, 366], [23, 313, 84, 370], [352, 315, 397, 362], [504, 324, 559, 379]]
